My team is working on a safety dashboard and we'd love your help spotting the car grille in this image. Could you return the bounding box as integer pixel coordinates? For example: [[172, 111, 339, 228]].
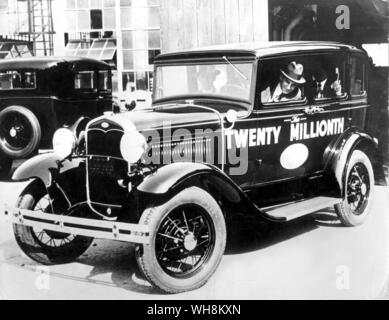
[[86, 128, 123, 159], [88, 156, 126, 179], [86, 125, 127, 215]]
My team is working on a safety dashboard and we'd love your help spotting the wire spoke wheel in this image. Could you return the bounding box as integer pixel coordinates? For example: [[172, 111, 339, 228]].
[[346, 163, 370, 215], [30, 194, 75, 249], [136, 187, 226, 293], [13, 181, 93, 264], [156, 205, 215, 278], [335, 150, 374, 226]]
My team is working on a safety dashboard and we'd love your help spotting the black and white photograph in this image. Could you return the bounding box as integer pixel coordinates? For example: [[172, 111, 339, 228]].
[[0, 0, 388, 303]]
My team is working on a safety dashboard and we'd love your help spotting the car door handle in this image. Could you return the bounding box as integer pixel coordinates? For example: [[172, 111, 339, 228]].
[[304, 106, 324, 115]]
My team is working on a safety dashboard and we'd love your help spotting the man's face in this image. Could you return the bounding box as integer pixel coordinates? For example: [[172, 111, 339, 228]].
[[280, 76, 297, 94]]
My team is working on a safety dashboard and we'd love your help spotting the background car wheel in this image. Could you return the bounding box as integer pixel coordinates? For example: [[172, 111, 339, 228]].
[[136, 187, 226, 293], [0, 106, 41, 159], [335, 150, 374, 226], [0, 154, 12, 180], [13, 181, 93, 264]]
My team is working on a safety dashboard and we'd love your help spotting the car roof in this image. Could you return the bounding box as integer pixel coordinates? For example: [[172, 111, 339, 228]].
[[155, 41, 366, 61], [0, 56, 111, 70]]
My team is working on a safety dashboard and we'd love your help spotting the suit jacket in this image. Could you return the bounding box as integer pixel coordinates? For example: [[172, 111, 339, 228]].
[[261, 83, 302, 103], [313, 78, 342, 99]]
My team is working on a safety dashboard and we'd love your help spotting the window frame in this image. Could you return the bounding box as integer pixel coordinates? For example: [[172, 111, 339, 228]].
[[90, 9, 103, 30], [74, 70, 97, 91], [349, 53, 368, 99], [0, 69, 37, 91], [153, 59, 255, 105], [257, 55, 309, 110], [97, 69, 112, 92], [256, 52, 350, 111], [311, 52, 349, 105]]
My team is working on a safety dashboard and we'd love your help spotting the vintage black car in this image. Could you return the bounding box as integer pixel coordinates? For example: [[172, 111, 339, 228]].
[[0, 56, 112, 178], [3, 42, 379, 293]]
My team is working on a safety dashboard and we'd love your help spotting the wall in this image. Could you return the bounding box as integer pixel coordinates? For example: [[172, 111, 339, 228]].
[[160, 0, 269, 52], [0, 0, 29, 35], [51, 0, 66, 56]]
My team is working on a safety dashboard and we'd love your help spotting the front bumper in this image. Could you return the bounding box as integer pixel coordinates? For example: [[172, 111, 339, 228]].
[[2, 204, 150, 244]]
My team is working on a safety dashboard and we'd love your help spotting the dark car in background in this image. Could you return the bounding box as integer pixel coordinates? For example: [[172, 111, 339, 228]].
[[0, 56, 112, 178], [3, 42, 380, 293]]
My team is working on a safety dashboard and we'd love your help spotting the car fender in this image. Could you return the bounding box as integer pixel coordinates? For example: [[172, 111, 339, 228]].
[[12, 153, 83, 187], [137, 162, 214, 194], [323, 127, 378, 196], [137, 162, 279, 222]]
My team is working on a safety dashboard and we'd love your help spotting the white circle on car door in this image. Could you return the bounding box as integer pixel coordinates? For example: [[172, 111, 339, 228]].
[[280, 143, 309, 170]]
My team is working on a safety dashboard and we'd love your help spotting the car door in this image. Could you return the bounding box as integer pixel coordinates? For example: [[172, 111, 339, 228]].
[[69, 66, 112, 121], [295, 52, 351, 175], [248, 53, 350, 186]]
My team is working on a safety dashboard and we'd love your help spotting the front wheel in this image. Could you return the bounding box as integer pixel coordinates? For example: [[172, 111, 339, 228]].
[[13, 181, 93, 264], [335, 150, 374, 226], [136, 187, 226, 293]]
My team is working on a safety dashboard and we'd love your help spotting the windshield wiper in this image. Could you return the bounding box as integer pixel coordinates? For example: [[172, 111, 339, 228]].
[[222, 56, 248, 80]]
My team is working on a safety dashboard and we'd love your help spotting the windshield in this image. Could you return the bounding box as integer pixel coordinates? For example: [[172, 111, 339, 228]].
[[154, 61, 254, 104]]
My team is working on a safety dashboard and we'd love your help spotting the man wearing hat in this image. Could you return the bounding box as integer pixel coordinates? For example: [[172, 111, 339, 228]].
[[312, 67, 343, 99], [261, 61, 306, 103]]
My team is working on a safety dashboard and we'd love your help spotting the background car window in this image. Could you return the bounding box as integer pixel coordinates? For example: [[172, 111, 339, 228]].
[[0, 70, 36, 90], [350, 56, 366, 96], [23, 71, 36, 89], [75, 71, 95, 90], [98, 70, 111, 91]]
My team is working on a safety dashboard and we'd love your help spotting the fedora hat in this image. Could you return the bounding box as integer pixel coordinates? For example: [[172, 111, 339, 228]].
[[313, 68, 328, 82], [280, 61, 306, 84]]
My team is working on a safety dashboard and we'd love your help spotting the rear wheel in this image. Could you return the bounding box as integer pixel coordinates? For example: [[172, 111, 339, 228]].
[[136, 187, 226, 293], [13, 181, 93, 264], [335, 150, 374, 226], [0, 106, 41, 159]]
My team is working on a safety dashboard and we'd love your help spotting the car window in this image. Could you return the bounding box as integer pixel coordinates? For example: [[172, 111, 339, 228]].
[[98, 70, 111, 91], [350, 55, 366, 97], [259, 58, 307, 107], [310, 54, 347, 102], [74, 71, 95, 90], [0, 70, 36, 90], [154, 61, 253, 104], [258, 53, 347, 108], [24, 71, 36, 88]]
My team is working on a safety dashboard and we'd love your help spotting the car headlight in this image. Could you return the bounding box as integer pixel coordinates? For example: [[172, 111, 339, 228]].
[[120, 130, 147, 164], [52, 128, 76, 158]]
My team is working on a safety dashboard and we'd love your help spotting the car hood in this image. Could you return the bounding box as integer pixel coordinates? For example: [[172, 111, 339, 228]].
[[96, 107, 222, 133]]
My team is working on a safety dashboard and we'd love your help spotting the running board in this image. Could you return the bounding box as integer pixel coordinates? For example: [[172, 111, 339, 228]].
[[262, 196, 341, 222]]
